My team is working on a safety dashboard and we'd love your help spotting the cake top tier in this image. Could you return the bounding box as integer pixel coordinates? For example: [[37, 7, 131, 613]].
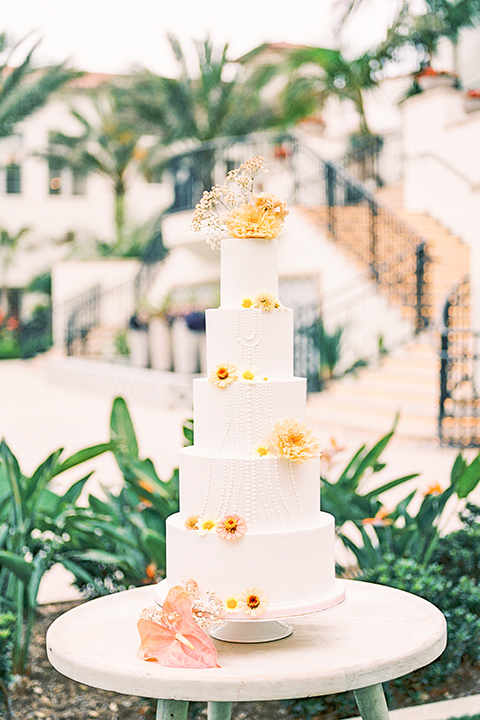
[[191, 156, 288, 250]]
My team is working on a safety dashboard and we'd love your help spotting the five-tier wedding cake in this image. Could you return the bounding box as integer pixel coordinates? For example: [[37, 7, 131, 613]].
[[155, 157, 344, 625]]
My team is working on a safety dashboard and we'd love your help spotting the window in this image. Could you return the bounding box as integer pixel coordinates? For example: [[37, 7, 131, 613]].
[[48, 160, 63, 195], [6, 164, 21, 194], [72, 168, 87, 195]]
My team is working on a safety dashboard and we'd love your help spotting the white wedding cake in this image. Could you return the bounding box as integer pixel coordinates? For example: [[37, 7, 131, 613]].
[[155, 158, 344, 622]]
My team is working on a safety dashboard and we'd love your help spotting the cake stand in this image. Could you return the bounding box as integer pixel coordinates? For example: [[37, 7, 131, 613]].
[[153, 578, 346, 643]]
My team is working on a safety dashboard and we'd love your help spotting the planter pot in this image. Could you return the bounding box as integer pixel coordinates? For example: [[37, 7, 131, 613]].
[[128, 329, 149, 368], [463, 96, 480, 113], [418, 74, 457, 91], [149, 317, 172, 371], [171, 318, 199, 373]]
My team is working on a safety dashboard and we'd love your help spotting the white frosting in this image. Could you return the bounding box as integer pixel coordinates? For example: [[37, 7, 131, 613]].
[[206, 308, 293, 378], [220, 237, 279, 308], [193, 377, 306, 455], [179, 447, 320, 531], [157, 228, 342, 621], [165, 511, 337, 618]]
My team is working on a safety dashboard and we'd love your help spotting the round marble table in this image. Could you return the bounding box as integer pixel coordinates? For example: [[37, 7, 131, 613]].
[[46, 580, 446, 720]]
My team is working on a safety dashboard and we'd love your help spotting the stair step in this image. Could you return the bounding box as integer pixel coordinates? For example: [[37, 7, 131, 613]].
[[308, 403, 437, 439], [308, 390, 437, 417]]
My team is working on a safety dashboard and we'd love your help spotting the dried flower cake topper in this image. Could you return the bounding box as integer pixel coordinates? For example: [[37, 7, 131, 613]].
[[191, 156, 288, 248]]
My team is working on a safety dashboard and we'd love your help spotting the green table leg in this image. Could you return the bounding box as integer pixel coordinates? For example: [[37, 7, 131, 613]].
[[156, 699, 189, 720], [354, 684, 390, 720], [207, 701, 232, 720]]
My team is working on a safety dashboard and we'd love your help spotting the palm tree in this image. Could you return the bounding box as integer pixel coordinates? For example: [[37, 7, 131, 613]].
[[46, 85, 152, 252], [128, 34, 279, 144], [0, 226, 30, 309], [0, 32, 79, 139], [338, 0, 480, 74], [280, 46, 378, 136]]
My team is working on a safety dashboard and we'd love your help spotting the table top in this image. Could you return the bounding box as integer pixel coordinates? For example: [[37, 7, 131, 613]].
[[46, 580, 446, 703]]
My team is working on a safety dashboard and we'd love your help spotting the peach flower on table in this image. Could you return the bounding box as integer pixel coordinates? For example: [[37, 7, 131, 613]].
[[137, 586, 219, 669]]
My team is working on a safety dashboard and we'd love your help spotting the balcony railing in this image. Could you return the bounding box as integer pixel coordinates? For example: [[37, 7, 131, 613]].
[[439, 278, 480, 447]]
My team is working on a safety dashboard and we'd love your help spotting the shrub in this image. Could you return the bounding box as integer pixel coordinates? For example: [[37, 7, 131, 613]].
[[431, 503, 480, 583], [61, 397, 179, 597], [360, 556, 480, 695], [0, 612, 14, 720]]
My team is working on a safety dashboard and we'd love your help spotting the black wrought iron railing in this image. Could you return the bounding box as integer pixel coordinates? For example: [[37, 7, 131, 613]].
[[340, 130, 403, 188], [289, 136, 432, 332], [438, 278, 480, 447], [61, 281, 136, 357]]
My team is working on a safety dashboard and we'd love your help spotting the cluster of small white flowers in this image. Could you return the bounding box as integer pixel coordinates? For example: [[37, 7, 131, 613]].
[[140, 606, 180, 630], [183, 579, 224, 628], [191, 155, 268, 248]]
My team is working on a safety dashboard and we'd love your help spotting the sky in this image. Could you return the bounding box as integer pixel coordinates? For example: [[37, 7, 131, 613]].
[[1, 0, 400, 75]]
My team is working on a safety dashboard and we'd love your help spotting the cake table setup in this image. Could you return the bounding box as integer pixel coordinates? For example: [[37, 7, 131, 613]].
[[47, 158, 447, 719]]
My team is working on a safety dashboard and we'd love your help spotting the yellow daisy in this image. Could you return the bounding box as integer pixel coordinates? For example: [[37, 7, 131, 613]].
[[253, 292, 278, 312], [209, 362, 238, 388], [197, 515, 218, 536], [224, 596, 240, 613], [238, 587, 269, 617]]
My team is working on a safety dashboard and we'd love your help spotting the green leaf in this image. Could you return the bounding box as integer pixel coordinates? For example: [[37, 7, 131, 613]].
[[143, 529, 166, 564], [110, 396, 138, 458], [363, 474, 419, 500], [0, 550, 34, 582], [54, 442, 114, 476], [455, 452, 480, 499], [450, 452, 467, 486]]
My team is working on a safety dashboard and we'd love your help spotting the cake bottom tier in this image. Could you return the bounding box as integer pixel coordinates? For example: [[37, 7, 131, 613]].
[[156, 511, 345, 620]]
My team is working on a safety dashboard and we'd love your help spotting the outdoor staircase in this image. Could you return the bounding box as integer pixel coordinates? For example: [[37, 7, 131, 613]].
[[307, 337, 440, 440], [304, 182, 471, 442]]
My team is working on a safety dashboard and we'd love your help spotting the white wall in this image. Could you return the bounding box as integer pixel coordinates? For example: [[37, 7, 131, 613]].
[[402, 85, 480, 328], [0, 95, 172, 249]]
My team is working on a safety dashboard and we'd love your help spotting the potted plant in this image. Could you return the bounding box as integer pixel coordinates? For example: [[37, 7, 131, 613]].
[[128, 310, 149, 367], [148, 294, 173, 372], [464, 88, 480, 113]]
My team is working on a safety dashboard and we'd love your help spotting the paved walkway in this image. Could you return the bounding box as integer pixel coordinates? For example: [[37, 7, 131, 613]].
[[0, 355, 477, 603]]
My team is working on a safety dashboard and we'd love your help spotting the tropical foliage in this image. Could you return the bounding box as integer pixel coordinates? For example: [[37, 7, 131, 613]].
[[0, 32, 78, 140], [62, 397, 179, 597], [323, 425, 480, 573], [128, 34, 280, 145], [45, 85, 153, 252], [0, 437, 113, 674]]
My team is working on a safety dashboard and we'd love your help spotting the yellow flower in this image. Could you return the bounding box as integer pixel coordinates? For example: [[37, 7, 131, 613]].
[[224, 596, 240, 613], [270, 418, 320, 463], [253, 292, 278, 312], [184, 515, 200, 530], [240, 366, 257, 381], [238, 587, 269, 617], [255, 445, 270, 457], [253, 192, 289, 222], [209, 362, 238, 388], [225, 200, 285, 239], [242, 298, 253, 308], [197, 515, 218, 536]]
